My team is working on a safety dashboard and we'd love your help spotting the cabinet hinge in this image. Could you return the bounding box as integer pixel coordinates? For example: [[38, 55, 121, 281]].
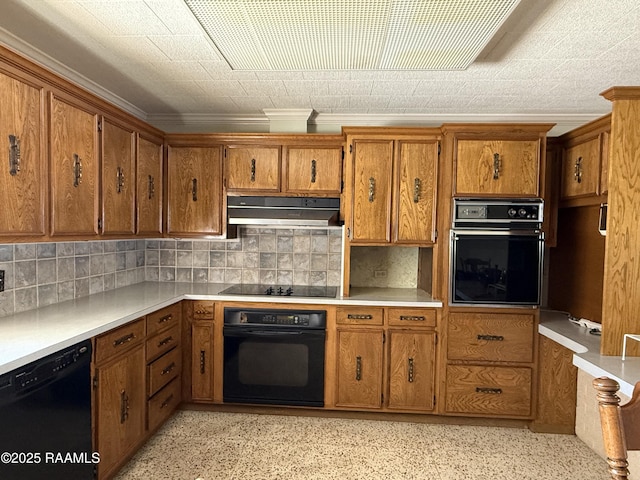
[[433, 395, 437, 407], [349, 144, 353, 154], [437, 143, 441, 156], [434, 333, 438, 345], [381, 393, 384, 404], [341, 147, 345, 160], [434, 229, 438, 240], [382, 331, 386, 343], [97, 217, 102, 230], [223, 148, 227, 158], [97, 120, 102, 132], [93, 373, 98, 390]]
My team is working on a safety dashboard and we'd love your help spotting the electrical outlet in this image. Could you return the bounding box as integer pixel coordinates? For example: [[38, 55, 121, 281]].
[[0, 270, 4, 292], [374, 270, 387, 278]]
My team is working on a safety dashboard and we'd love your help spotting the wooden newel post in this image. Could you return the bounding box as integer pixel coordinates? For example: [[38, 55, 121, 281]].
[[593, 377, 630, 479]]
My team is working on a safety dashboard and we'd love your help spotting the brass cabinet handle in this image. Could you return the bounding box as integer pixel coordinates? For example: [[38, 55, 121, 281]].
[[250, 158, 256, 182], [73, 153, 83, 187], [158, 314, 172, 324], [368, 177, 375, 202], [148, 174, 155, 199], [476, 334, 504, 341], [493, 153, 501, 180], [199, 350, 206, 374], [408, 357, 414, 383], [574, 156, 583, 183], [399, 315, 426, 322], [355, 356, 362, 381], [116, 166, 125, 193], [347, 314, 373, 320], [476, 387, 502, 394], [8, 134, 20, 176], [192, 178, 198, 201], [161, 362, 176, 376], [310, 159, 317, 183], [158, 335, 174, 347], [120, 389, 129, 423], [113, 332, 135, 347], [413, 178, 421, 203], [160, 394, 174, 409]]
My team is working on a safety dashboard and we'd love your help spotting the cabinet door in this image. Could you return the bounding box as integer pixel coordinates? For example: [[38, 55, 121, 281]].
[[167, 146, 222, 236], [285, 146, 342, 194], [387, 330, 436, 411], [191, 321, 214, 402], [136, 135, 163, 235], [95, 344, 145, 479], [560, 137, 601, 200], [224, 145, 280, 192], [455, 139, 540, 196], [0, 70, 45, 236], [350, 140, 393, 243], [101, 118, 135, 235], [335, 329, 383, 408], [50, 95, 99, 235], [395, 140, 438, 243]]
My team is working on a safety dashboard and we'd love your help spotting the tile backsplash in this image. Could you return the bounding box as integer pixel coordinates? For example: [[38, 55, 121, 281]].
[[0, 240, 145, 317], [144, 227, 343, 287]]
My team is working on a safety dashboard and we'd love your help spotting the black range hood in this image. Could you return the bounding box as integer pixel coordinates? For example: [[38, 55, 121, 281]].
[[227, 196, 341, 227]]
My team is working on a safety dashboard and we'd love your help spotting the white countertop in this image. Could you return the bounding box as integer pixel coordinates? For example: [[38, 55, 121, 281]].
[[539, 309, 640, 397], [0, 282, 442, 375]]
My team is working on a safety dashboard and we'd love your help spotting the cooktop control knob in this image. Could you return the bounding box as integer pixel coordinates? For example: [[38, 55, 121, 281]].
[[508, 208, 517, 217], [518, 208, 527, 217]]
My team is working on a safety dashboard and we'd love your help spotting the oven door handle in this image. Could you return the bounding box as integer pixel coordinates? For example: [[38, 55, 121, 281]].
[[223, 329, 324, 337]]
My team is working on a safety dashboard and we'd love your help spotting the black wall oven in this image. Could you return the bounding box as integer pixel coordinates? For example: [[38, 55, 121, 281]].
[[223, 307, 326, 407], [450, 199, 544, 306]]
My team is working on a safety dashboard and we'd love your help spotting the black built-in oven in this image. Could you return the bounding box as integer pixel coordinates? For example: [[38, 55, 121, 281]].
[[223, 307, 326, 407], [450, 199, 544, 306]]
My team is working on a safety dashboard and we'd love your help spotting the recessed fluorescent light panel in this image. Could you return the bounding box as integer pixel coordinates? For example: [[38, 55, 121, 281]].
[[184, 0, 521, 71]]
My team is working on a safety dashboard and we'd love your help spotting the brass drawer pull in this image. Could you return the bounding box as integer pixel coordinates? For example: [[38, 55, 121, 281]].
[[148, 174, 155, 199], [347, 314, 373, 320], [355, 356, 362, 381], [160, 394, 174, 409], [408, 357, 414, 383], [477, 334, 504, 341], [73, 153, 83, 187], [158, 336, 174, 347], [250, 158, 256, 182], [116, 166, 125, 193], [574, 156, 583, 183], [310, 159, 317, 183], [413, 178, 421, 203], [476, 387, 502, 395], [400, 315, 426, 322], [120, 389, 129, 423], [199, 350, 206, 374], [493, 153, 501, 180], [113, 332, 135, 347], [368, 177, 375, 202], [161, 362, 176, 376], [192, 178, 198, 201], [158, 314, 173, 324], [8, 134, 20, 176]]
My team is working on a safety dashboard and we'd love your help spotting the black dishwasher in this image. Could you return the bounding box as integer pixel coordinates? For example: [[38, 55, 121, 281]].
[[0, 340, 95, 480]]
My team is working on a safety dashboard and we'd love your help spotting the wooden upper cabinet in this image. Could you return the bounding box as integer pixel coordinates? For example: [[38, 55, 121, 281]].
[[284, 146, 342, 194], [558, 115, 611, 203], [350, 139, 394, 243], [167, 145, 223, 236], [395, 140, 438, 243], [50, 94, 99, 236], [101, 118, 135, 235], [224, 145, 280, 192], [136, 135, 163, 236], [455, 139, 541, 197], [0, 68, 46, 237]]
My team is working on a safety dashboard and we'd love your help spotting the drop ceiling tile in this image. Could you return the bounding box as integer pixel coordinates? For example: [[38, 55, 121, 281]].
[[199, 62, 254, 80], [98, 36, 170, 63], [238, 80, 287, 96], [143, 0, 203, 35], [148, 34, 221, 61], [195, 80, 246, 97], [284, 81, 330, 96], [370, 80, 419, 96], [327, 80, 373, 96], [146, 61, 213, 81], [349, 95, 390, 110], [80, 1, 172, 35]]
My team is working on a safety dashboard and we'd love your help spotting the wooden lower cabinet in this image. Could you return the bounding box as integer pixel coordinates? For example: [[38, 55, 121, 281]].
[[387, 330, 436, 411], [336, 329, 384, 408], [94, 341, 146, 480], [191, 320, 215, 402]]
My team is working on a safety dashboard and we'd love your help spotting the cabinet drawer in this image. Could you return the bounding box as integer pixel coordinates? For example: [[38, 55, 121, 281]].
[[148, 376, 181, 432], [95, 318, 145, 364], [146, 324, 180, 362], [387, 308, 436, 327], [336, 307, 383, 326], [192, 300, 214, 320], [146, 303, 181, 336], [445, 365, 532, 417], [148, 347, 181, 397], [447, 313, 534, 362]]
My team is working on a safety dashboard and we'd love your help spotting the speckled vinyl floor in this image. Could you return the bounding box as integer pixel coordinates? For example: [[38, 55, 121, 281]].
[[114, 410, 607, 480]]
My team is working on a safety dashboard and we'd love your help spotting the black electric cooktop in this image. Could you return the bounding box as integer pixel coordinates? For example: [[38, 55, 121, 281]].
[[219, 284, 338, 298]]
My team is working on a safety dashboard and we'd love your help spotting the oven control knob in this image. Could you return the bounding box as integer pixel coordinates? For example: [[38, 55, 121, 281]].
[[518, 208, 527, 217], [508, 208, 517, 217]]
